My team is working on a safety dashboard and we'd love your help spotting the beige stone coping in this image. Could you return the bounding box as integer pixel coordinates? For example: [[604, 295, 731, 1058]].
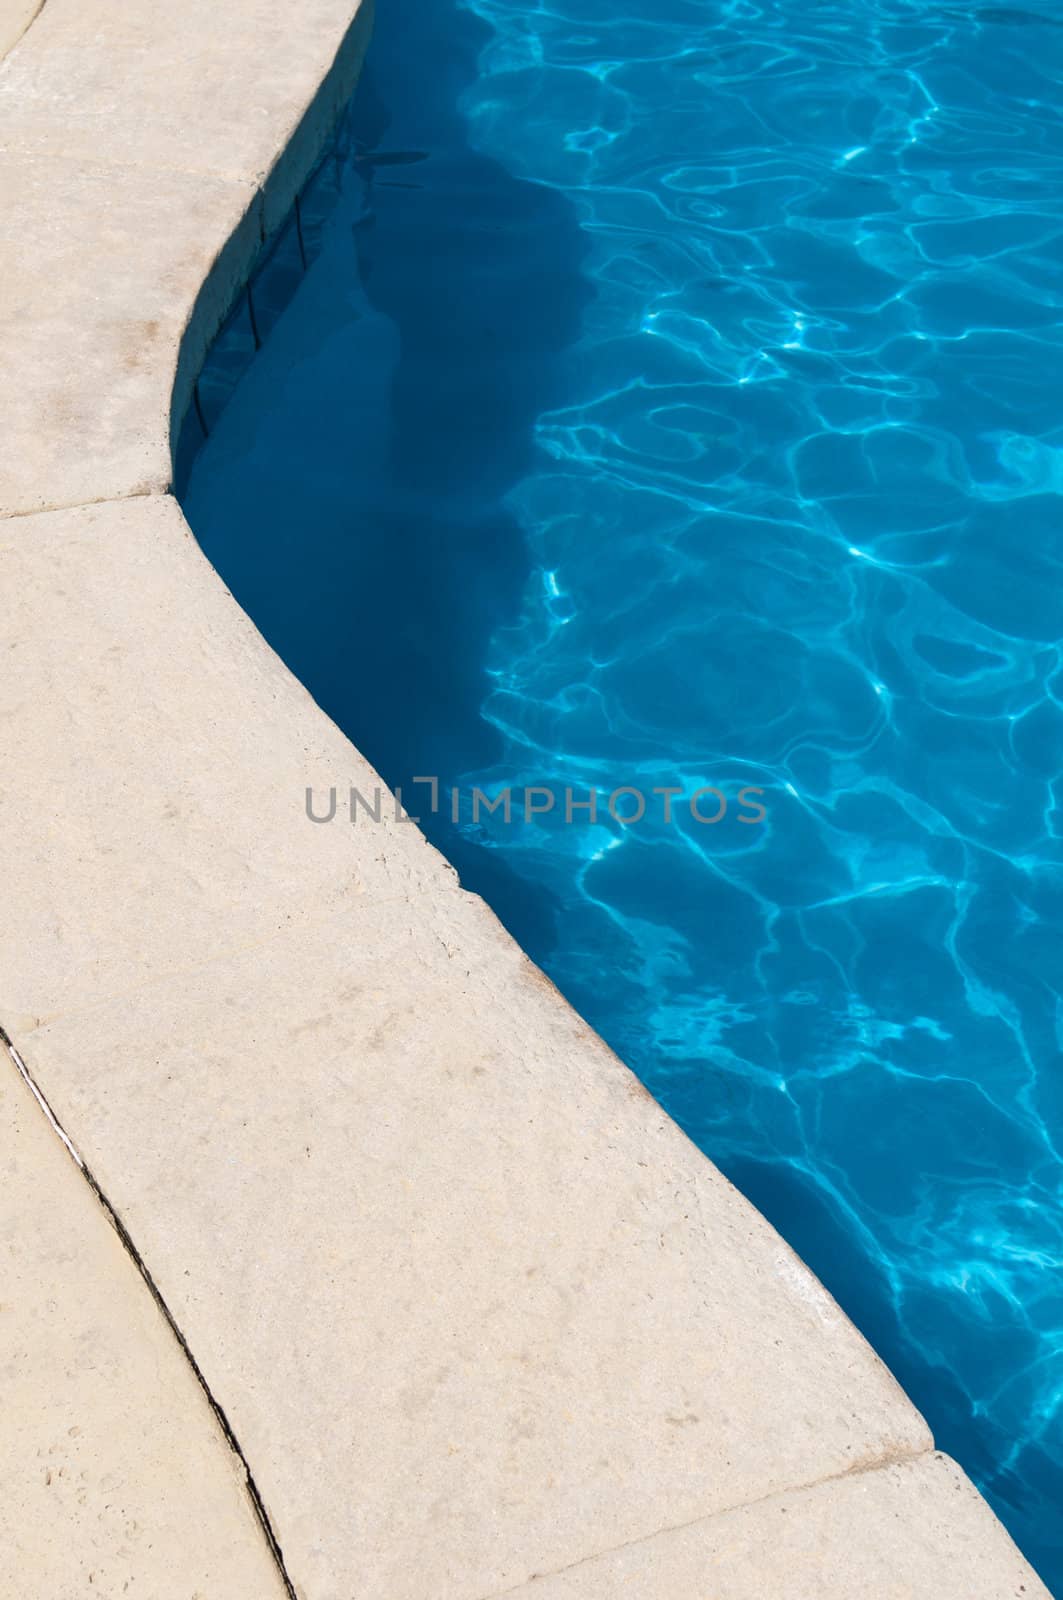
[[0, 4, 1051, 1599], [0, 2, 40, 60], [496, 1455, 1040, 1600], [0, 0, 373, 518], [0, 1046, 289, 1599]]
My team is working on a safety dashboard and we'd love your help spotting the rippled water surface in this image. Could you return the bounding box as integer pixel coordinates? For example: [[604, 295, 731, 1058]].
[[182, 0, 1063, 1583]]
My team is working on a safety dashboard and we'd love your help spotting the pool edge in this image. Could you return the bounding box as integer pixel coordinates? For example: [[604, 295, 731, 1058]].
[[0, 2, 1052, 1596]]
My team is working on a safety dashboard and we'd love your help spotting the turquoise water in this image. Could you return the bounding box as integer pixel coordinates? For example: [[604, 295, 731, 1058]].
[[180, 0, 1063, 1582]]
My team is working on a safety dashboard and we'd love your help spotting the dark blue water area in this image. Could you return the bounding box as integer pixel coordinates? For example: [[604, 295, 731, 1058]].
[[180, 0, 1063, 1583]]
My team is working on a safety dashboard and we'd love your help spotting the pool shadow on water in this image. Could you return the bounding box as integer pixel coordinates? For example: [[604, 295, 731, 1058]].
[[178, 9, 1063, 1587], [182, 0, 592, 948]]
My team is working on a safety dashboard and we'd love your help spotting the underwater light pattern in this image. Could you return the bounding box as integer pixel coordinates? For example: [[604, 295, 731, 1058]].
[[182, 0, 1063, 1584]]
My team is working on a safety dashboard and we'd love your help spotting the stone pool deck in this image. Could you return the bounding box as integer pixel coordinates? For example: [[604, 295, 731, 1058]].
[[0, 2, 1050, 1597]]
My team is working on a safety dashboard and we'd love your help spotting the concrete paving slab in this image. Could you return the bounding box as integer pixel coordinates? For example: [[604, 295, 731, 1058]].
[[0, 496, 450, 1030], [0, 3, 1052, 1598], [0, 1053, 289, 1600], [17, 892, 932, 1600], [0, 157, 257, 516], [498, 1454, 1051, 1600], [0, 480, 935, 1592], [0, 0, 371, 220], [0, 0, 40, 61]]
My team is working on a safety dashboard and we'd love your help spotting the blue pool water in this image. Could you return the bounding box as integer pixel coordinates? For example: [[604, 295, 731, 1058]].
[[180, 0, 1063, 1582]]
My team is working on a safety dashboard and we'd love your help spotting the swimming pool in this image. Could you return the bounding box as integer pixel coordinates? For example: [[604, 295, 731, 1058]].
[[180, 0, 1063, 1585]]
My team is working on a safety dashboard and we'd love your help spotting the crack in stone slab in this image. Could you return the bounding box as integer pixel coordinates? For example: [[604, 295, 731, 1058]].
[[0, 0, 47, 62], [471, 1445, 939, 1600], [0, 1019, 300, 1600], [0, 486, 161, 521]]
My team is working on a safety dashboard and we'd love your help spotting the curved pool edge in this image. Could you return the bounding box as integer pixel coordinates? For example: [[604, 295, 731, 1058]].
[[0, 3, 1052, 1597]]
